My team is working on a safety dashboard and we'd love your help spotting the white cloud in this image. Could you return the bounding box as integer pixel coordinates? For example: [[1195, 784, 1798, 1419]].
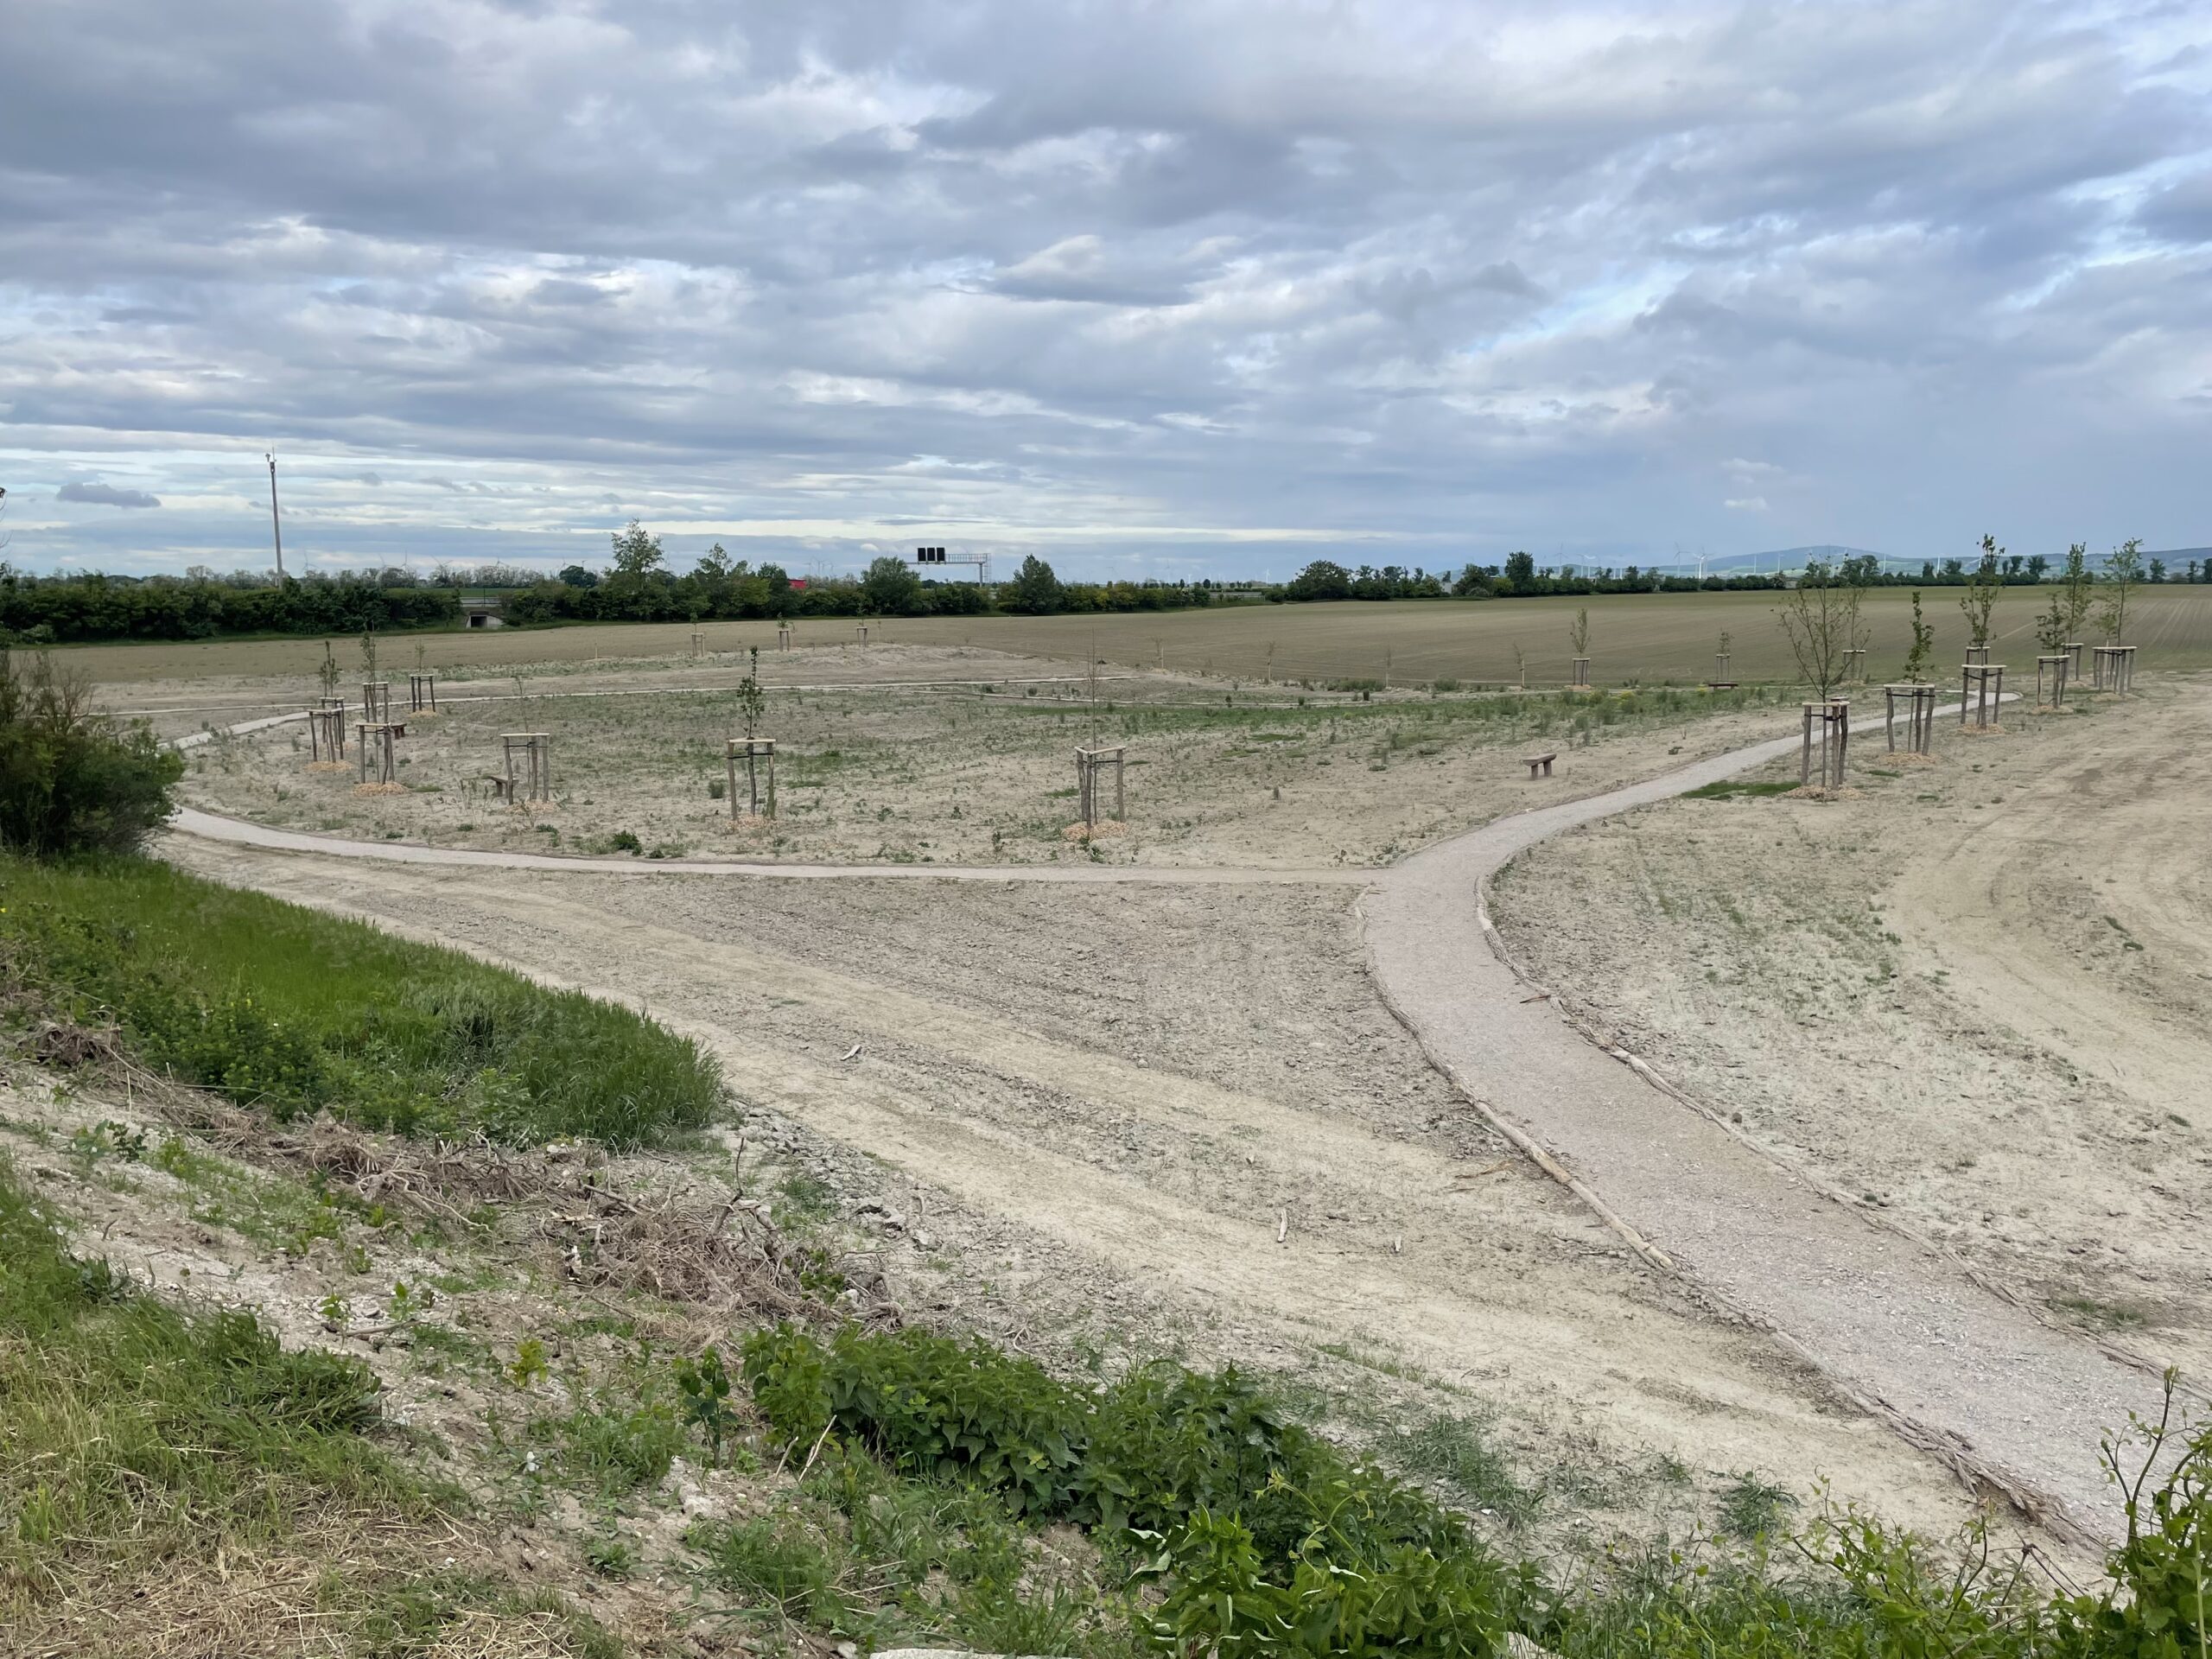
[[0, 0, 2207, 575]]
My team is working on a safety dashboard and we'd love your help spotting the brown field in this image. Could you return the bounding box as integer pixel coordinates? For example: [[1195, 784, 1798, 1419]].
[[36, 624, 2202, 1586], [175, 643, 1806, 868], [67, 582, 2212, 690]]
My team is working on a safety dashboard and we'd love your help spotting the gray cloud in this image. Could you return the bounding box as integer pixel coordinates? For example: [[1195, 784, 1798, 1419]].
[[1, 0, 2208, 576], [56, 481, 162, 508]]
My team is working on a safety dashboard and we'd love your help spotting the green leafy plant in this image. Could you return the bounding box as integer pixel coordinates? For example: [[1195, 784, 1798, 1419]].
[[2057, 542, 2097, 644], [1777, 562, 1862, 697], [67, 1120, 147, 1165], [508, 1337, 550, 1388], [676, 1344, 739, 1466], [387, 1280, 435, 1323]]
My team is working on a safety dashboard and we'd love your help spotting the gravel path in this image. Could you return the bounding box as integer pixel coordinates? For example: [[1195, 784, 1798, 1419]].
[[170, 696, 2162, 1538], [1363, 721, 2165, 1541]]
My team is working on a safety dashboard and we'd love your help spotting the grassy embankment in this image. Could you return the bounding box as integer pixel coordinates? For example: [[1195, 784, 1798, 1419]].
[[0, 855, 717, 1146]]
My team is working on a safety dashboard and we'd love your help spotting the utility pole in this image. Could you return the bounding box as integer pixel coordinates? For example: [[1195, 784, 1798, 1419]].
[[266, 453, 285, 579]]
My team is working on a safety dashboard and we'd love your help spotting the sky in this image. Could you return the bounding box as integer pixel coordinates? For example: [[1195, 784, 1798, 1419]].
[[2, 0, 2208, 582]]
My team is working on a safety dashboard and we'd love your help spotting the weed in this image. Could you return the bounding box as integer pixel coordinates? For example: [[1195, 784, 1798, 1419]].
[[509, 1338, 551, 1388], [1716, 1472, 1799, 1540], [676, 1344, 740, 1465], [67, 1119, 147, 1164], [1394, 1413, 1538, 1525]]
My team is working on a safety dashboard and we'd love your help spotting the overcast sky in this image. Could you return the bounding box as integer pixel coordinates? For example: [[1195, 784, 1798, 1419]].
[[2, 0, 2207, 581]]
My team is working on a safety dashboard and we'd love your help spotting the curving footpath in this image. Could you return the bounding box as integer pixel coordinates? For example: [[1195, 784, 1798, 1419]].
[[172, 702, 2162, 1538], [1362, 724, 2167, 1541]]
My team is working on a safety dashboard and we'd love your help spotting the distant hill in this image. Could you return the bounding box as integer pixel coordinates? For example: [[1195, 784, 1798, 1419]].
[[1668, 544, 1888, 575]]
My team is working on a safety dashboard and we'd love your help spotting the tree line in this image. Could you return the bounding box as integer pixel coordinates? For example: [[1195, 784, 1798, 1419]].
[[0, 527, 1232, 644], [1278, 543, 2207, 603], [6, 524, 2202, 645]]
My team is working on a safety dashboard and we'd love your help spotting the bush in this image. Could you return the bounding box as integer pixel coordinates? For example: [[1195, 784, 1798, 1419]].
[[0, 650, 182, 856], [0, 855, 721, 1147]]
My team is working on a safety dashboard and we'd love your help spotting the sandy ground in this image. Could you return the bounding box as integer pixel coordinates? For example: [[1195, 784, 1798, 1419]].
[[162, 832, 1995, 1548], [168, 642, 1807, 868], [1493, 676, 2212, 1379]]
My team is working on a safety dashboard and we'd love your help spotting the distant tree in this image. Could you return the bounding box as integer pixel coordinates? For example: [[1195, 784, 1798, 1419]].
[[2026, 553, 2050, 581], [1502, 550, 1537, 594], [1451, 563, 1495, 598], [1901, 591, 1935, 682], [558, 563, 599, 589], [1567, 607, 1590, 658], [1957, 536, 2004, 648], [2099, 539, 2144, 643], [1778, 560, 1861, 697], [2057, 543, 2096, 642], [2149, 557, 2167, 584], [861, 556, 925, 615], [1285, 560, 1353, 602], [696, 543, 736, 582], [1002, 556, 1066, 615], [609, 521, 664, 578]]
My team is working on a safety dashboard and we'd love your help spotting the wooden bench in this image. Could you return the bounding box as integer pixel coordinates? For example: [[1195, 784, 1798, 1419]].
[[1523, 752, 1557, 779], [480, 774, 514, 803]]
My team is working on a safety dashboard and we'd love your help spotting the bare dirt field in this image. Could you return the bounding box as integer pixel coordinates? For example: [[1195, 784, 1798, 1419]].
[[67, 626, 2207, 1560], [61, 582, 2212, 690], [1492, 674, 2212, 1379], [159, 832, 1991, 1552], [171, 642, 1810, 868]]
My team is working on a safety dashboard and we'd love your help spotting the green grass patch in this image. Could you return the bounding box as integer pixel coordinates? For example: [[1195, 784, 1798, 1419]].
[[1682, 779, 1799, 800], [0, 1153, 402, 1599], [0, 854, 721, 1147]]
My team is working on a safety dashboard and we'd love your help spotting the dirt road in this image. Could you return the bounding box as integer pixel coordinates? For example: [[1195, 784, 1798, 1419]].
[[164, 695, 2164, 1541]]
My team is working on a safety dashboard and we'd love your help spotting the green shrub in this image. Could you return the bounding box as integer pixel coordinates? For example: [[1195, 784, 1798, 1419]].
[[743, 1324, 2212, 1659], [741, 1325, 1465, 1562], [0, 649, 182, 856], [0, 855, 721, 1147]]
